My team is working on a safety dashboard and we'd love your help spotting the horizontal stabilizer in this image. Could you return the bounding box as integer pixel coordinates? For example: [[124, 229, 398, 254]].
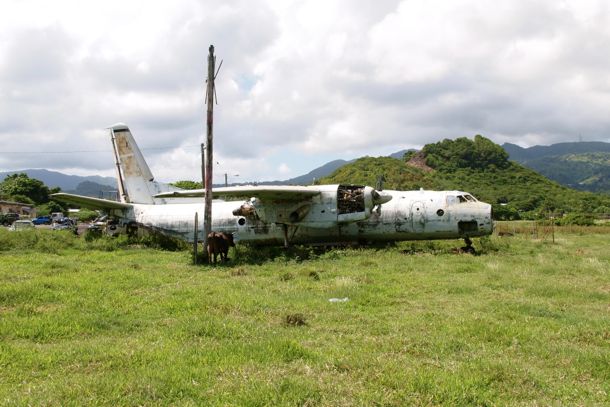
[[52, 193, 132, 211], [155, 185, 321, 201]]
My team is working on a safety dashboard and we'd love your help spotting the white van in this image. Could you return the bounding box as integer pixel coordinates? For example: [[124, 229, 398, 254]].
[[51, 212, 64, 222]]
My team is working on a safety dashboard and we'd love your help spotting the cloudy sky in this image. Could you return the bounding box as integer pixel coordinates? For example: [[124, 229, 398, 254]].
[[1, 0, 609, 183]]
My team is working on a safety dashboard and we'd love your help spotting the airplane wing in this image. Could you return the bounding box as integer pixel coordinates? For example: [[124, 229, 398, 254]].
[[155, 185, 321, 201], [52, 193, 132, 210]]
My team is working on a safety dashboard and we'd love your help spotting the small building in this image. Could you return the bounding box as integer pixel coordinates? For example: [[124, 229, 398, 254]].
[[0, 200, 36, 218]]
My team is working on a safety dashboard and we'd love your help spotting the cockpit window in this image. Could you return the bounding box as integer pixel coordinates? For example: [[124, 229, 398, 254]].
[[447, 194, 478, 205]]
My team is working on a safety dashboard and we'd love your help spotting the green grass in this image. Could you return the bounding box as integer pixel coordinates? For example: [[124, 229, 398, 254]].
[[0, 229, 609, 405]]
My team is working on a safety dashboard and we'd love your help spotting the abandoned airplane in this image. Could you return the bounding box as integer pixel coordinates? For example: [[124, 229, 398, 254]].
[[53, 124, 493, 247]]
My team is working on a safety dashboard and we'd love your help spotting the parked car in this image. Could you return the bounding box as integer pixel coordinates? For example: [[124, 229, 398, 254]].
[[32, 216, 52, 225], [9, 220, 34, 231], [87, 215, 107, 233], [52, 217, 77, 233], [1, 212, 19, 226]]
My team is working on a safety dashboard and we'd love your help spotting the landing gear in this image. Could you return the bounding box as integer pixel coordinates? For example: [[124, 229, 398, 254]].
[[282, 224, 289, 248], [281, 224, 300, 248], [461, 237, 476, 254], [126, 222, 138, 237]]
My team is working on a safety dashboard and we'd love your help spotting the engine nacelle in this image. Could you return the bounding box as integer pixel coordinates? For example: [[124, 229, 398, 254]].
[[232, 203, 257, 218], [230, 184, 392, 228], [336, 185, 391, 223]]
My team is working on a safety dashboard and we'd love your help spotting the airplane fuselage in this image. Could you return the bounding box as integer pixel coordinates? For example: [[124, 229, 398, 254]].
[[127, 189, 492, 245], [53, 125, 494, 248]]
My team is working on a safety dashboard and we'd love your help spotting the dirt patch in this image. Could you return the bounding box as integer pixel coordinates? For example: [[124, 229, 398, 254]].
[[406, 151, 434, 172], [284, 313, 307, 326]]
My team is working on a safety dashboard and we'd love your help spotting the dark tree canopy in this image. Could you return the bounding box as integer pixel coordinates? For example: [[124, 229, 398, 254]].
[[0, 173, 50, 204], [36, 200, 66, 216], [422, 135, 510, 171], [171, 180, 202, 190]]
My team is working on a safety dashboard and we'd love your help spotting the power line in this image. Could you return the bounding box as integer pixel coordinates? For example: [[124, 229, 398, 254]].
[[0, 145, 201, 154]]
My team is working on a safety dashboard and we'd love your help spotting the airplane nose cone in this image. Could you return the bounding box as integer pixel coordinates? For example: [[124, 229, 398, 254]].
[[483, 203, 494, 234]]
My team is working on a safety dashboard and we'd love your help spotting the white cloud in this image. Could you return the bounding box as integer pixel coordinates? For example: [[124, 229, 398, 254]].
[[1, 0, 609, 183]]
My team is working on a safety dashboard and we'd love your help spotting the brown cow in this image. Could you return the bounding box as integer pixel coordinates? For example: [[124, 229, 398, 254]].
[[207, 232, 235, 264]]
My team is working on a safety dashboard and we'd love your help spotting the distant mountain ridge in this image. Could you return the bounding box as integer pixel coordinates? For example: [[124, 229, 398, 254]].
[[0, 169, 116, 196], [260, 150, 414, 186], [502, 141, 610, 194], [0, 146, 416, 193], [5, 141, 608, 197], [502, 141, 610, 161], [284, 159, 352, 185], [256, 159, 354, 186]]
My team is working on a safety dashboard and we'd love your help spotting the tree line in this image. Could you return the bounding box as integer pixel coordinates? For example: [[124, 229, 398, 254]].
[[0, 173, 66, 215]]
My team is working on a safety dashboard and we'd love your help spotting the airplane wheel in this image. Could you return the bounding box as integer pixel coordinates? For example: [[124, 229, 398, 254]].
[[461, 237, 475, 254], [462, 245, 476, 254]]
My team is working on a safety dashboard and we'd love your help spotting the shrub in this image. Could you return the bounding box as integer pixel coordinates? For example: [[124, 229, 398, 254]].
[[555, 213, 595, 226], [280, 272, 294, 281], [284, 313, 307, 326], [71, 209, 99, 222], [492, 204, 521, 220], [0, 229, 83, 253], [137, 232, 188, 251], [84, 235, 131, 251], [308, 270, 321, 280]]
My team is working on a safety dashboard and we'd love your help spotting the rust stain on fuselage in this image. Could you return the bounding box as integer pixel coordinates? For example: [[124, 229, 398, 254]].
[[114, 131, 142, 178]]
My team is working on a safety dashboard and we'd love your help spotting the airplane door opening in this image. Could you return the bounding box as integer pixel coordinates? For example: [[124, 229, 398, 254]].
[[411, 201, 426, 233], [458, 220, 478, 235]]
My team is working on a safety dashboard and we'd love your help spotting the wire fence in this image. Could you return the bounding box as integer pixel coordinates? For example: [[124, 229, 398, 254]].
[[494, 220, 610, 241]]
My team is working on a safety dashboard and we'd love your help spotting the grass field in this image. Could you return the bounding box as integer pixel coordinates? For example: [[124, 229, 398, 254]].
[[0, 228, 609, 406]]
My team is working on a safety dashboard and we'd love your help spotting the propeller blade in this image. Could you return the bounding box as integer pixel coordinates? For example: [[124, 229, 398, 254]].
[[372, 190, 392, 205]]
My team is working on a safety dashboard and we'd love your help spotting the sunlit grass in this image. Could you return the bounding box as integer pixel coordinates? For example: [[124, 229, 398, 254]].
[[0, 228, 608, 405]]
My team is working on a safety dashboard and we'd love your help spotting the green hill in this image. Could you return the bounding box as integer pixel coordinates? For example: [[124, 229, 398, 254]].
[[502, 142, 610, 194], [320, 135, 610, 220], [517, 153, 610, 193]]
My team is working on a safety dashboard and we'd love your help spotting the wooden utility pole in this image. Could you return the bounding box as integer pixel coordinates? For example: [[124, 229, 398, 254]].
[[203, 45, 215, 253]]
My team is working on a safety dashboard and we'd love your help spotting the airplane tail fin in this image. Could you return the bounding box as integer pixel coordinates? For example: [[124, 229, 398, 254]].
[[109, 124, 180, 204]]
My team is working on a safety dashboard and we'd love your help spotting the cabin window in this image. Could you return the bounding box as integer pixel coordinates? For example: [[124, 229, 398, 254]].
[[458, 195, 467, 203], [337, 185, 365, 214]]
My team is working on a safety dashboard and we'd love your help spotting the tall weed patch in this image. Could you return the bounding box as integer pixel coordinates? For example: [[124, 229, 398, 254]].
[[0, 229, 82, 253], [0, 228, 188, 254]]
